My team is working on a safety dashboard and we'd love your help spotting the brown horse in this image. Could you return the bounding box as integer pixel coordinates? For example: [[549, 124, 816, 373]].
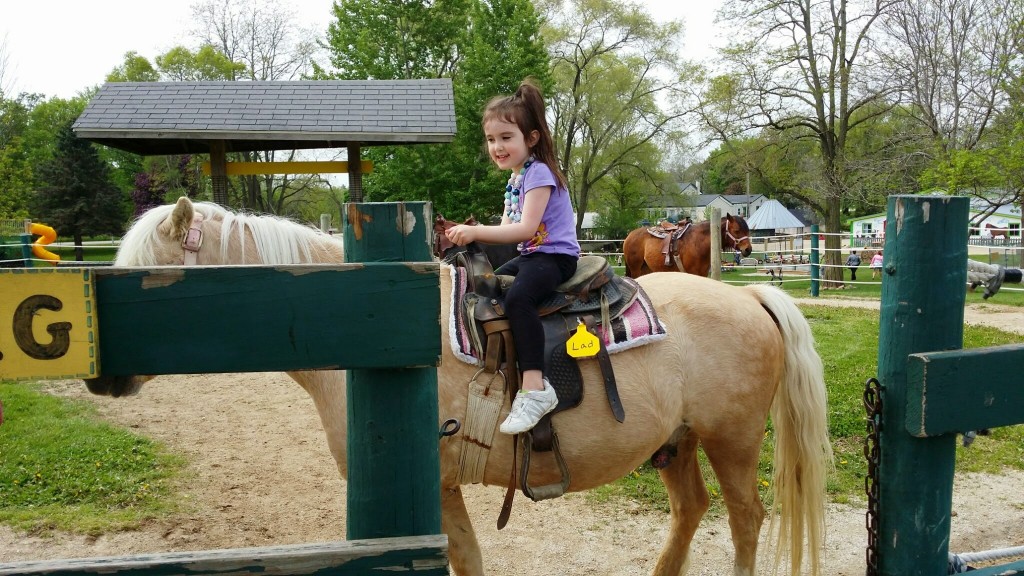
[[985, 222, 1010, 239], [622, 214, 753, 278]]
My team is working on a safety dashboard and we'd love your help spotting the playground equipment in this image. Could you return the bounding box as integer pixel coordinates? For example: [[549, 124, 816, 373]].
[[0, 202, 447, 574], [28, 222, 59, 263], [0, 220, 60, 267], [865, 195, 1024, 576]]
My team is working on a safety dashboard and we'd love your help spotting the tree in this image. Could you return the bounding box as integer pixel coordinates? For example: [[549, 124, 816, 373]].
[[316, 0, 549, 220], [881, 0, 1021, 153], [316, 0, 469, 81], [543, 0, 690, 234], [440, 0, 552, 220], [31, 121, 127, 260], [191, 0, 318, 82], [697, 0, 900, 283], [881, 0, 1024, 214], [105, 51, 160, 83], [190, 0, 323, 213], [0, 94, 34, 217], [156, 45, 246, 81], [0, 34, 14, 96]]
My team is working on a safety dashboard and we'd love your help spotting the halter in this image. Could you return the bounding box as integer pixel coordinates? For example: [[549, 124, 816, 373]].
[[182, 212, 204, 265], [723, 221, 749, 248]]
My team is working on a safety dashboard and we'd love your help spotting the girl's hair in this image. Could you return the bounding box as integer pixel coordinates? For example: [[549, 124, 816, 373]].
[[482, 78, 567, 190]]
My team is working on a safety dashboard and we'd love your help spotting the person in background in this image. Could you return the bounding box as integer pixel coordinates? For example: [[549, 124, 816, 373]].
[[846, 250, 861, 281], [870, 250, 884, 279]]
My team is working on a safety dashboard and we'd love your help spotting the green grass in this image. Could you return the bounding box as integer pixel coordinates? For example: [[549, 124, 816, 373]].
[[592, 305, 1024, 515], [0, 382, 185, 535]]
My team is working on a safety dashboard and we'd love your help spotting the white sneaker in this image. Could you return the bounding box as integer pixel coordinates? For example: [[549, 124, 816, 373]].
[[499, 379, 558, 435]]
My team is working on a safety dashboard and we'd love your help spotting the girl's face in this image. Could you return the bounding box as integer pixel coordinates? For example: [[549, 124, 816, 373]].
[[484, 118, 537, 172]]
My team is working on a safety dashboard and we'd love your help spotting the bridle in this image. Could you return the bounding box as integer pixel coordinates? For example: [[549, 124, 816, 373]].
[[722, 221, 750, 250], [182, 212, 204, 265]]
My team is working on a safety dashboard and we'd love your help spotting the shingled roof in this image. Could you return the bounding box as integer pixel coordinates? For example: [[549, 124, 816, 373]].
[[73, 79, 456, 156]]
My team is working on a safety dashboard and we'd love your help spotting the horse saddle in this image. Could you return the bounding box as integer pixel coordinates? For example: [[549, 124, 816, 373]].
[[645, 223, 692, 266], [454, 244, 630, 522], [457, 246, 633, 425]]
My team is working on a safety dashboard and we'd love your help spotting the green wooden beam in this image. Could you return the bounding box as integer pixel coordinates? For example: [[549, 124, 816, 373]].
[[906, 344, 1024, 437], [94, 263, 439, 375], [0, 535, 448, 575]]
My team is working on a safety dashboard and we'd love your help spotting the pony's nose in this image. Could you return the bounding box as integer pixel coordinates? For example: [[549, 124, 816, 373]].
[[742, 247, 752, 257]]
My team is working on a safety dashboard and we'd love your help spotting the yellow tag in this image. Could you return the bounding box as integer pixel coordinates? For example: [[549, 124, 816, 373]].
[[566, 321, 600, 358]]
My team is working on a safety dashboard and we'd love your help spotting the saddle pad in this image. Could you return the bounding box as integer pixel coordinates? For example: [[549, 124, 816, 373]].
[[449, 266, 667, 366]]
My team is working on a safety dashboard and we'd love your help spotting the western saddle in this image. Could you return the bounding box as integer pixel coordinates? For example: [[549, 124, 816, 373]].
[[453, 243, 634, 528]]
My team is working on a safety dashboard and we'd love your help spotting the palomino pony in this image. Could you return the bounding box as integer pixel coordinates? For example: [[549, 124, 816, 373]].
[[85, 197, 832, 576], [623, 214, 753, 278]]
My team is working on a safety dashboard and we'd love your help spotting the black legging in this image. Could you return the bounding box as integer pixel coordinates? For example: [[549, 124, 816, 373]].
[[495, 252, 578, 372]]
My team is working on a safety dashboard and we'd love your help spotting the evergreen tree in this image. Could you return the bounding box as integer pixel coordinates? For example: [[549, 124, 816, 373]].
[[32, 121, 128, 260]]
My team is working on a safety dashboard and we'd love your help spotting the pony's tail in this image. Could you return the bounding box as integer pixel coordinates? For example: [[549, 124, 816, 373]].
[[745, 284, 834, 576]]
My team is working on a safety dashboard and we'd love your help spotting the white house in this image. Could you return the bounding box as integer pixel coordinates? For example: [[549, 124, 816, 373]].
[[646, 185, 767, 223], [848, 194, 1021, 243]]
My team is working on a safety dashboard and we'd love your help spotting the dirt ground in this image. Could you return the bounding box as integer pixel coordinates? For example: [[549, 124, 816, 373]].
[[1, 298, 1022, 574]]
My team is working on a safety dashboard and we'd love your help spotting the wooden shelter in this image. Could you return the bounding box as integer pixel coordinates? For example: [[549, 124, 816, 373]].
[[73, 79, 457, 204]]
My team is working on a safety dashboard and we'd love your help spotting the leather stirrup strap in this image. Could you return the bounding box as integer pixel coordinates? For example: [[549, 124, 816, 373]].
[[497, 434, 517, 530], [485, 319, 519, 530], [483, 320, 520, 393], [583, 316, 624, 422], [483, 320, 510, 373]]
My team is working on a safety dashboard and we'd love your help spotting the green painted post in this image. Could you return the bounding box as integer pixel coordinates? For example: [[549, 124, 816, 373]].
[[19, 233, 33, 268], [809, 225, 819, 297], [876, 195, 968, 575], [342, 202, 442, 540]]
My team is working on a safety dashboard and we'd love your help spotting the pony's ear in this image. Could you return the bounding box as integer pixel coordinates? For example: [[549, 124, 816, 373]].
[[158, 196, 195, 243]]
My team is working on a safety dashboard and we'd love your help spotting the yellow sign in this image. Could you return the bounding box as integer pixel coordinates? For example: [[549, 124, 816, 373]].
[[566, 321, 600, 358], [0, 268, 97, 380]]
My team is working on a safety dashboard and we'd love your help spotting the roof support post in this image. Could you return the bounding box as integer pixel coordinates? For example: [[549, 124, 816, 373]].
[[209, 140, 228, 206], [348, 144, 363, 202]]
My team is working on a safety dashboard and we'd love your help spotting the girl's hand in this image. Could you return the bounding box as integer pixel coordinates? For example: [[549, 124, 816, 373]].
[[446, 224, 476, 246]]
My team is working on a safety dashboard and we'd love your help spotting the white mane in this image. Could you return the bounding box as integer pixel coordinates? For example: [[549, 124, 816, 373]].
[[116, 201, 343, 266]]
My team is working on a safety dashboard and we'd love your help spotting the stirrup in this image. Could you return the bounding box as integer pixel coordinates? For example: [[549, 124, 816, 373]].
[[519, 429, 571, 501]]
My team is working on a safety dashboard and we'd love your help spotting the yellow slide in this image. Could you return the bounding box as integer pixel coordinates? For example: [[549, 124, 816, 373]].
[[29, 222, 60, 263]]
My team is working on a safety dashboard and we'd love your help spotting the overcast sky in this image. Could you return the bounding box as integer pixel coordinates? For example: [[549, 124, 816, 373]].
[[3, 0, 724, 99]]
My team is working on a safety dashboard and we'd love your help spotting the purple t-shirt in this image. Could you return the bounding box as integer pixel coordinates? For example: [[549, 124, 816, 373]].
[[518, 162, 580, 257]]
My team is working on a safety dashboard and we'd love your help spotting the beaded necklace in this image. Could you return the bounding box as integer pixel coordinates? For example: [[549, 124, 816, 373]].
[[503, 157, 534, 223]]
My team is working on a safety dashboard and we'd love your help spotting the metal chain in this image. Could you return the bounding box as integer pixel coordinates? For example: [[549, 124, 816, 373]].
[[863, 377, 883, 576]]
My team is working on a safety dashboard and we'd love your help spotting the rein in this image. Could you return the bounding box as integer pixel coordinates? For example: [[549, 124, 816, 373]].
[[182, 212, 204, 265]]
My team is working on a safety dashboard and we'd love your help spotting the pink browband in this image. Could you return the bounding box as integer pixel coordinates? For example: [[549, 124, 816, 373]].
[[182, 213, 204, 265]]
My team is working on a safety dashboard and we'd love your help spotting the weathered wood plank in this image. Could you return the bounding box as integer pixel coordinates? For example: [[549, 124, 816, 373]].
[[906, 343, 1024, 437], [0, 535, 448, 575], [94, 263, 439, 375]]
